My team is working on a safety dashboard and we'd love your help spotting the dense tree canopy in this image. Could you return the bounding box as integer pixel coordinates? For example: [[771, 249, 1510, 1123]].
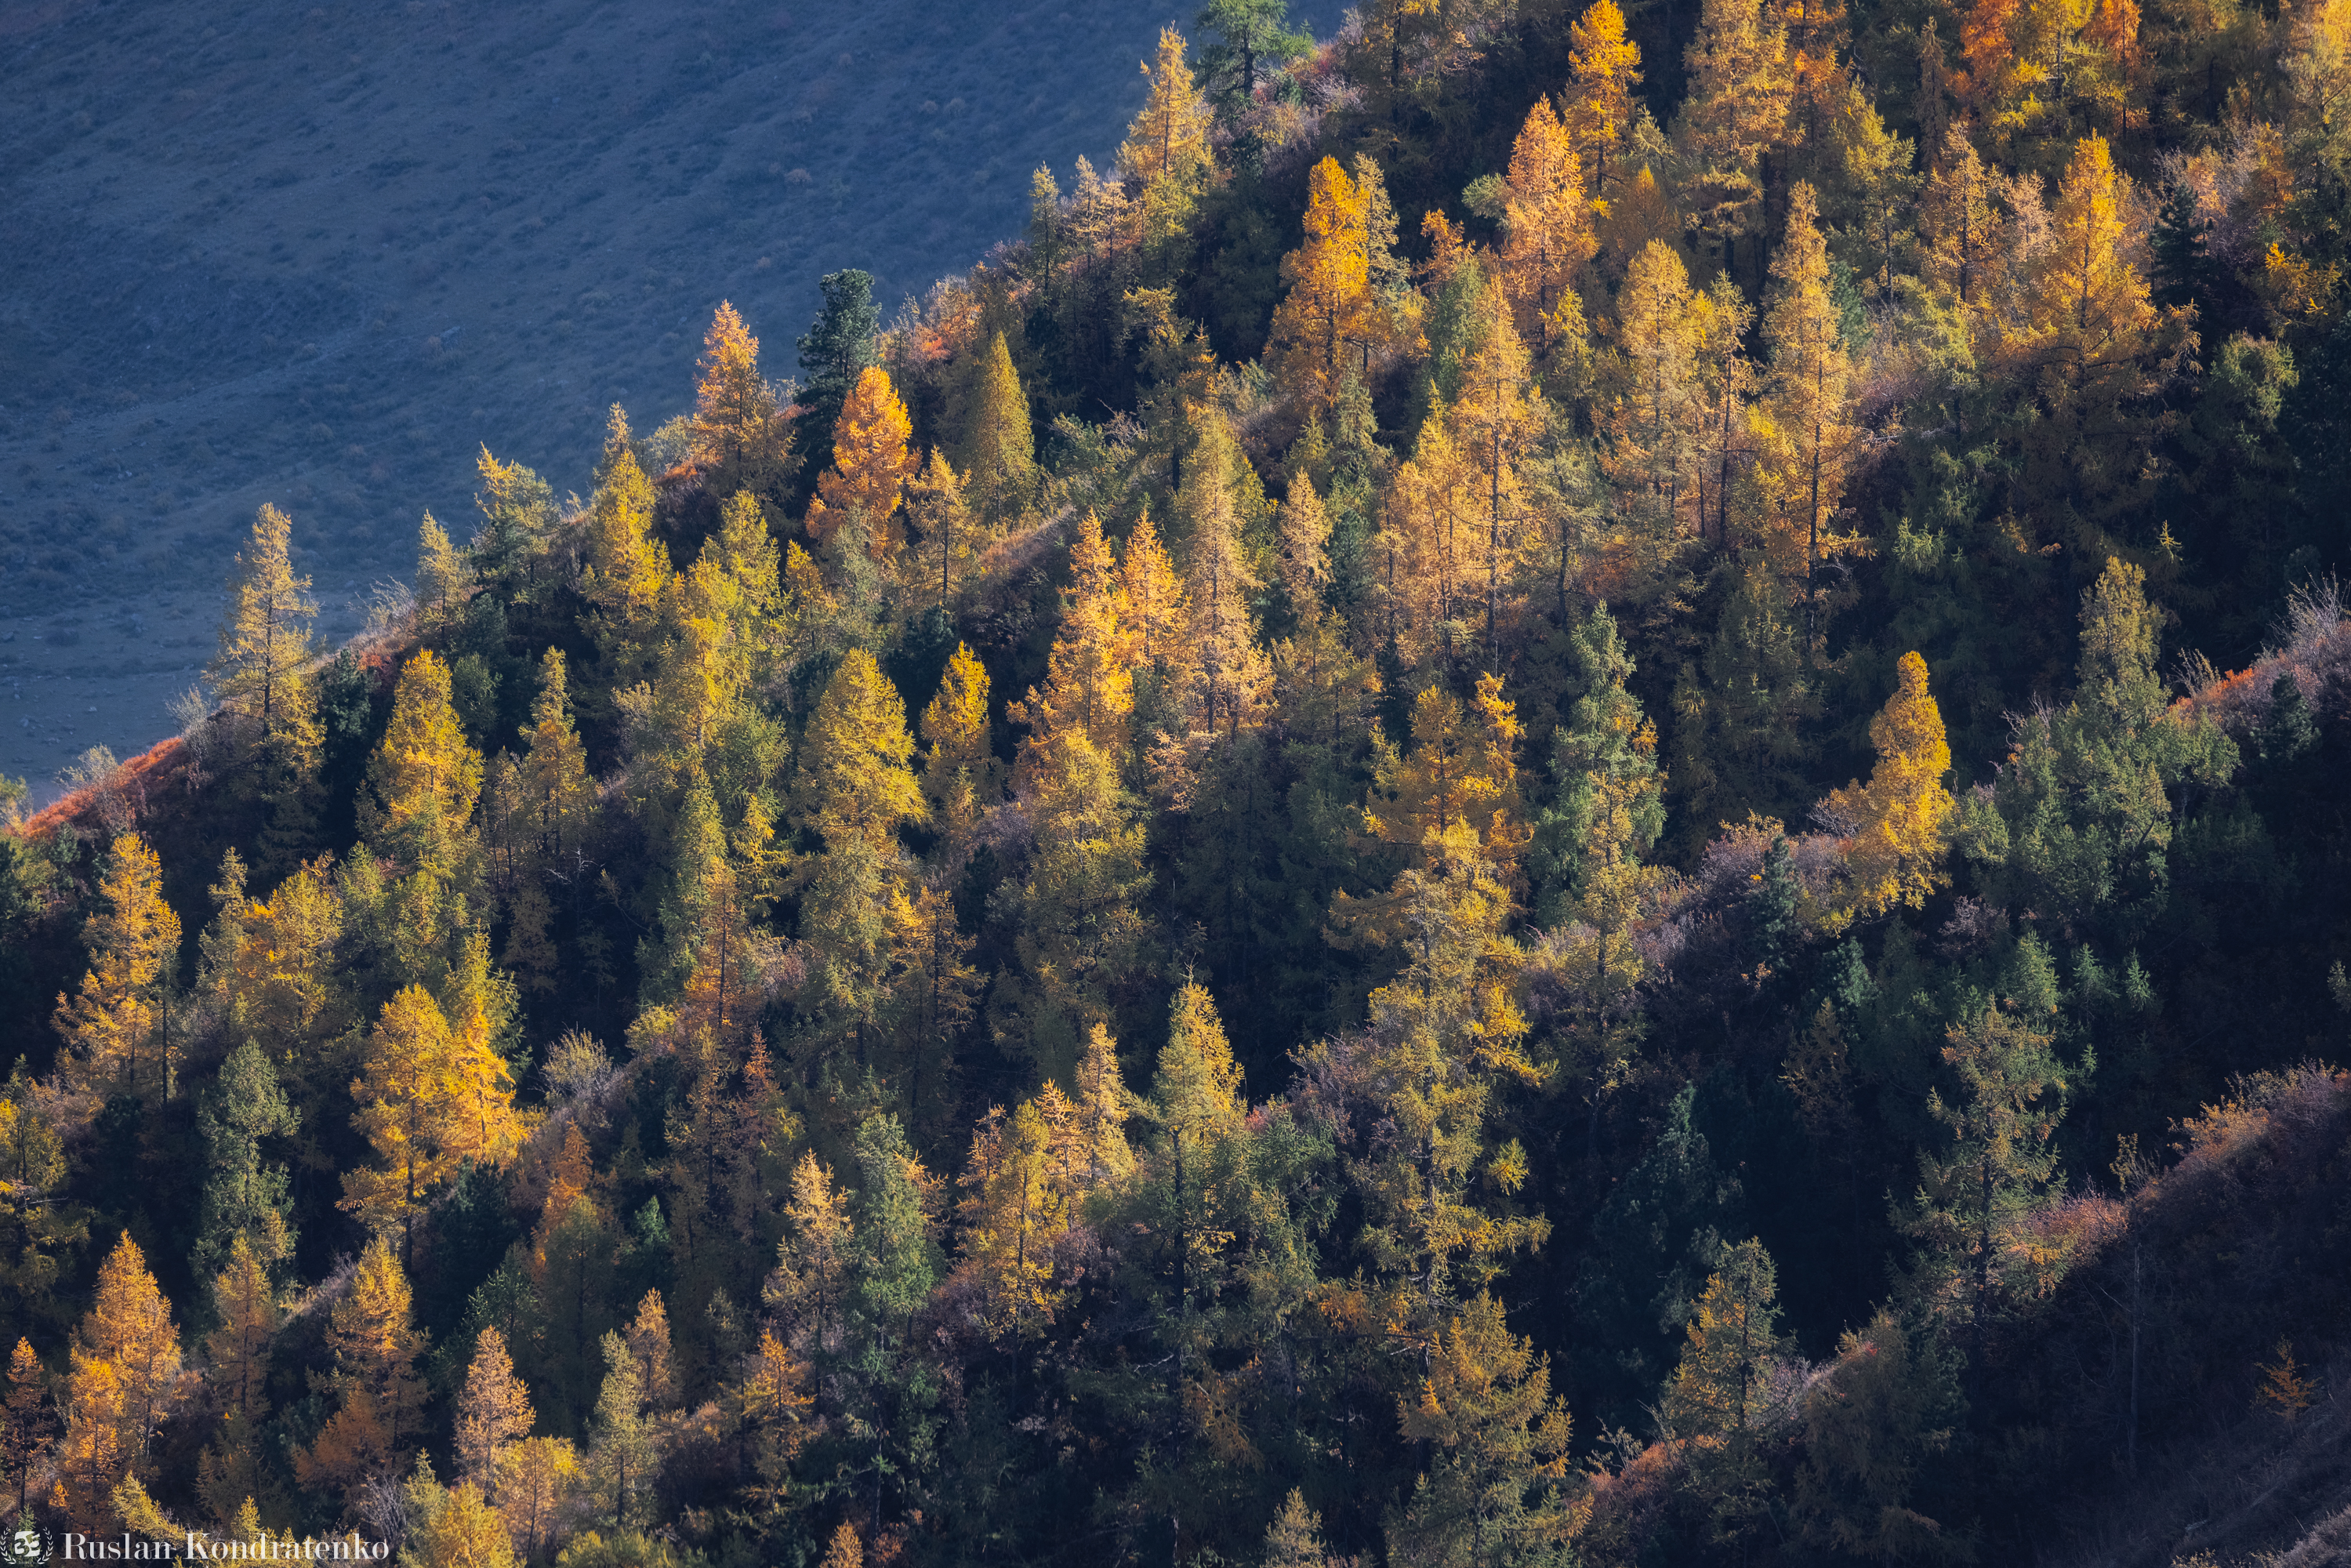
[[3, 2, 2350, 1565]]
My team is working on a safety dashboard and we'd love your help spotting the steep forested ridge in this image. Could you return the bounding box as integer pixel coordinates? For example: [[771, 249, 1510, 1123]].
[[2, 1, 2349, 1564]]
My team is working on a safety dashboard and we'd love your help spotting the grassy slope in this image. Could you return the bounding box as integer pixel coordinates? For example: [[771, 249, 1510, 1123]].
[[0, 0, 1167, 793]]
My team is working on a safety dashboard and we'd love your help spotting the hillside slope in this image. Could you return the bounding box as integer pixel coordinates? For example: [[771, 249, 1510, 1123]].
[[0, 0, 1166, 790]]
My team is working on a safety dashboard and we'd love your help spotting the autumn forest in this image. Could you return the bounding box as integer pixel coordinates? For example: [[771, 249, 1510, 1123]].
[[2, 0, 2349, 1563]]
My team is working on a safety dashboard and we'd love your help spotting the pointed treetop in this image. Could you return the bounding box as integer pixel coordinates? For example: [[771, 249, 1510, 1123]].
[[1151, 979, 1244, 1144], [692, 302, 789, 495], [922, 643, 994, 779], [1120, 27, 1215, 192], [796, 648, 926, 851], [808, 365, 916, 556], [212, 503, 317, 735], [960, 332, 1038, 525], [1566, 0, 1645, 193]]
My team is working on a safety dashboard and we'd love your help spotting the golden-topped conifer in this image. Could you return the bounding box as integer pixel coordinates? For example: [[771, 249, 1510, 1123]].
[[1824, 652, 1954, 923], [690, 303, 789, 498], [1268, 158, 1376, 416], [54, 833, 182, 1107], [807, 365, 916, 556]]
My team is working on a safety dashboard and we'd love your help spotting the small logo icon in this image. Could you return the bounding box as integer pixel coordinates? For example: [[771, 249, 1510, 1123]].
[[5, 1523, 45, 1566]]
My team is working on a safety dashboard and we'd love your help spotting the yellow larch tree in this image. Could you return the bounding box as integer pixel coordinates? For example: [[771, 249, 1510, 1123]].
[[1823, 652, 1955, 924], [296, 1236, 427, 1500], [211, 502, 317, 750], [442, 931, 531, 1172], [198, 1253, 276, 1414], [1563, 0, 1645, 199], [1387, 1294, 1579, 1568], [1446, 295, 1549, 666], [690, 302, 789, 499], [342, 985, 457, 1259], [1775, 0, 1854, 164], [956, 1096, 1072, 1340], [53, 832, 182, 1108], [1146, 980, 1247, 1323], [1602, 241, 1703, 551], [2021, 133, 2167, 547], [454, 1327, 535, 1486], [733, 1329, 813, 1516], [581, 411, 673, 680], [1679, 0, 1795, 271], [495, 1437, 582, 1563], [1494, 100, 1597, 370], [822, 1523, 863, 1568], [1119, 507, 1189, 684], [888, 446, 982, 620], [686, 485, 785, 662], [360, 649, 484, 885], [194, 850, 350, 1107], [767, 1150, 854, 1352], [1386, 413, 1480, 659], [1355, 147, 1411, 313], [806, 365, 916, 557], [920, 642, 1000, 858], [643, 492, 782, 764], [1275, 476, 1333, 621], [527, 1122, 598, 1290], [1663, 1238, 1790, 1441], [415, 511, 470, 635], [1013, 511, 1135, 774], [902, 449, 985, 616], [1359, 676, 1531, 875], [2, 1338, 51, 1517], [343, 980, 524, 1265], [50, 1232, 187, 1532], [48, 1357, 125, 1534], [1757, 181, 1861, 642], [1337, 815, 1546, 1347], [411, 1483, 519, 1568], [794, 648, 925, 853], [960, 332, 1038, 532], [1066, 1022, 1139, 1189], [623, 1290, 675, 1413], [195, 1236, 277, 1528], [514, 648, 599, 878], [223, 514, 325, 870], [1119, 27, 1217, 256], [778, 538, 840, 681], [793, 656, 925, 1071], [1180, 453, 1271, 745], [1689, 270, 1758, 550], [1595, 164, 1684, 275], [1152, 980, 1245, 1148], [1921, 125, 2008, 327], [0, 1077, 82, 1332], [1265, 1491, 1332, 1568], [1065, 153, 1132, 273], [1267, 157, 1376, 417]]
